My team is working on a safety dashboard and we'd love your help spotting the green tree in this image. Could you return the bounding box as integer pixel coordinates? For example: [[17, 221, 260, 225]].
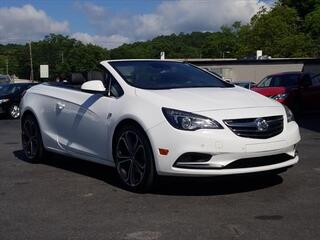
[[305, 6, 320, 56], [245, 5, 314, 57], [278, 0, 320, 18], [201, 25, 238, 58], [305, 6, 320, 36], [12, 34, 109, 81]]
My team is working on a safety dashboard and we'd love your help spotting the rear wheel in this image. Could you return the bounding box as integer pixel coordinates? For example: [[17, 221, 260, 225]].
[[21, 114, 45, 163], [9, 104, 20, 119], [114, 124, 156, 192]]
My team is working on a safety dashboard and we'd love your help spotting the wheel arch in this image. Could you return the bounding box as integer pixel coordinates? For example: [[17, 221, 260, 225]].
[[111, 118, 155, 163], [112, 118, 148, 149], [21, 108, 41, 131]]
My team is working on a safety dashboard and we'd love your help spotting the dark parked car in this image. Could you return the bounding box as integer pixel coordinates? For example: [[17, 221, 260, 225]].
[[252, 72, 320, 114], [0, 83, 37, 119]]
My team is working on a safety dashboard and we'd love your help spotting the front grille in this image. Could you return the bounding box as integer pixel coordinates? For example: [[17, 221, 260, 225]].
[[223, 153, 293, 169], [223, 115, 284, 139]]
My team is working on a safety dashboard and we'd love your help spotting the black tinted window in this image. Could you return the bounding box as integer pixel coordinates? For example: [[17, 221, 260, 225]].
[[110, 61, 232, 90], [0, 84, 22, 94]]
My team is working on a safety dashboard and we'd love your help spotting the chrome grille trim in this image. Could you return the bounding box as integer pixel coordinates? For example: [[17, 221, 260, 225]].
[[223, 115, 284, 139]]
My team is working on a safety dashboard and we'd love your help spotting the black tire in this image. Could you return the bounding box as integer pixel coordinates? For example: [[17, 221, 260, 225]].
[[21, 114, 46, 163], [113, 124, 156, 192], [9, 104, 20, 119]]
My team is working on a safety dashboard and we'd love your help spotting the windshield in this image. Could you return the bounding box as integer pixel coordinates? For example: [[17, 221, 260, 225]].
[[257, 74, 300, 88], [0, 84, 23, 95], [110, 61, 233, 90]]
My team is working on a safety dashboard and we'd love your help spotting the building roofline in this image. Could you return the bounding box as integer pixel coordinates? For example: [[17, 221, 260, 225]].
[[170, 58, 320, 65]]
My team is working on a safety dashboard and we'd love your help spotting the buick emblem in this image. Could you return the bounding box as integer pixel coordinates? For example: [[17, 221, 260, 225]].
[[255, 118, 269, 131]]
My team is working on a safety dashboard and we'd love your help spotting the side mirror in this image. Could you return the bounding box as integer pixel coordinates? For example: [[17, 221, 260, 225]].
[[81, 80, 106, 93]]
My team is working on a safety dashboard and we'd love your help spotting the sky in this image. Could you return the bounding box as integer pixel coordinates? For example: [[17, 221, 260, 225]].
[[0, 0, 272, 49]]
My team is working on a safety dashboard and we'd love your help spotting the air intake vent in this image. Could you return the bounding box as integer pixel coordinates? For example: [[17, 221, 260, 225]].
[[224, 115, 283, 139], [173, 153, 212, 168], [224, 153, 293, 169]]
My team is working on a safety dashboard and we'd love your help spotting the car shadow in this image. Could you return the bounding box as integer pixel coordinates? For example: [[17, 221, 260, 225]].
[[296, 112, 320, 133], [13, 150, 122, 188], [152, 174, 283, 196], [0, 114, 20, 121], [0, 114, 9, 120], [13, 150, 283, 196]]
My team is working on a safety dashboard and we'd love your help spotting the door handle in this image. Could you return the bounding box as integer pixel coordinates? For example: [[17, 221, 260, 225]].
[[57, 102, 65, 110]]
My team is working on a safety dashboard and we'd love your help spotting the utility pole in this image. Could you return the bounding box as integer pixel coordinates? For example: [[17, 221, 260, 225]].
[[29, 41, 34, 82], [61, 51, 64, 64], [222, 51, 230, 59], [5, 58, 8, 75]]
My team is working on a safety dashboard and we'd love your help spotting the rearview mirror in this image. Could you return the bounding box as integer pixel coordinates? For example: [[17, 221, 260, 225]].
[[81, 80, 106, 93]]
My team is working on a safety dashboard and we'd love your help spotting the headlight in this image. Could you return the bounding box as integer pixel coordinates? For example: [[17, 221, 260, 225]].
[[272, 93, 289, 101], [0, 99, 9, 104], [284, 105, 294, 122], [162, 107, 223, 131]]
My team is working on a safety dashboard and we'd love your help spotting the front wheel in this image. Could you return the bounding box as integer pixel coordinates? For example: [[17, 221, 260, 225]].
[[114, 124, 156, 192], [9, 104, 20, 119]]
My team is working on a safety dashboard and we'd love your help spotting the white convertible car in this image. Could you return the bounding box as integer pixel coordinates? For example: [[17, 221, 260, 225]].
[[20, 60, 301, 191]]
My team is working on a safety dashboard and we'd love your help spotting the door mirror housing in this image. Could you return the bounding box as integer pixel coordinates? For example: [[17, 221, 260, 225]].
[[81, 80, 106, 93]]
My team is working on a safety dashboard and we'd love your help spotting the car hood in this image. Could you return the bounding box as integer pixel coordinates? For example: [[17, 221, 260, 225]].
[[252, 87, 287, 97], [135, 86, 280, 112]]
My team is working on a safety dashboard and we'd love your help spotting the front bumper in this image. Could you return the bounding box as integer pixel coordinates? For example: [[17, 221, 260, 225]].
[[0, 105, 7, 114], [147, 109, 301, 176]]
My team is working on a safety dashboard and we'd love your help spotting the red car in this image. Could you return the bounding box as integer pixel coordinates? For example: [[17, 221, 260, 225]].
[[252, 72, 320, 114]]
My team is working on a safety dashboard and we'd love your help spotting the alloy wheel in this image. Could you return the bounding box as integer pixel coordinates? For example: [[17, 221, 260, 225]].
[[22, 119, 39, 159], [10, 105, 20, 119], [116, 130, 147, 187]]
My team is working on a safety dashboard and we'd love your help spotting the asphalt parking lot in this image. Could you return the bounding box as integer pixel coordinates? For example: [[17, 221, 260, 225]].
[[0, 115, 319, 240]]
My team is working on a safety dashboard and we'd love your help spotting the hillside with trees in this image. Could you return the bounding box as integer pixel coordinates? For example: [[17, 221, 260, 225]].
[[111, 0, 320, 59], [1, 0, 320, 80]]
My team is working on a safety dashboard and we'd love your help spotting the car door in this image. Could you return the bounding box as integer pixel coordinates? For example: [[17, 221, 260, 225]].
[[55, 84, 110, 160], [55, 70, 122, 163], [55, 88, 111, 161]]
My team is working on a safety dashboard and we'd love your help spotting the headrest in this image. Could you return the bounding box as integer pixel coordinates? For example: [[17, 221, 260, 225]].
[[70, 73, 86, 85], [87, 71, 105, 81]]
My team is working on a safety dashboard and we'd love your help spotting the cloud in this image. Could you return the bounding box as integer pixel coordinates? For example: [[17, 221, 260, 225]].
[[77, 0, 270, 44], [0, 4, 69, 43], [74, 2, 106, 23], [71, 32, 130, 49], [0, 1, 270, 48]]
